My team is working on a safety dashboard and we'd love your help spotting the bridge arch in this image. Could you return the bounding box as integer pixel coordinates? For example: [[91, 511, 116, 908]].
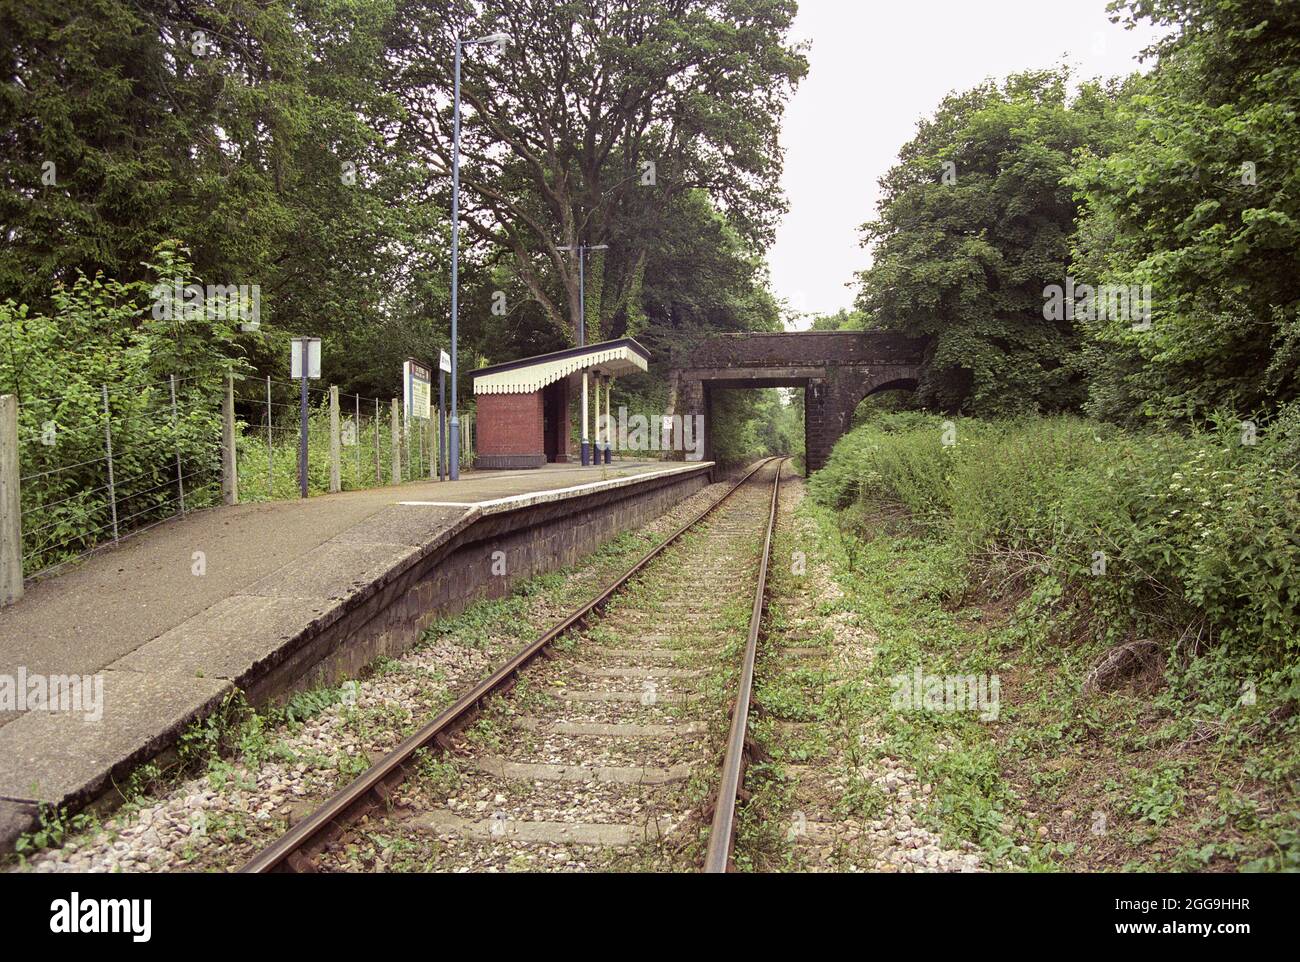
[[862, 375, 920, 399], [669, 331, 925, 471]]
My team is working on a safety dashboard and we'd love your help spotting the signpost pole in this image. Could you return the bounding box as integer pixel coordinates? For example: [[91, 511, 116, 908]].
[[579, 245, 590, 466], [298, 341, 309, 499], [438, 350, 451, 481], [292, 337, 319, 499], [604, 376, 613, 464]]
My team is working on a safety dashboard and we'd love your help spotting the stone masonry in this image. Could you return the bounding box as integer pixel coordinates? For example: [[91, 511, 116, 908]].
[[671, 331, 925, 471]]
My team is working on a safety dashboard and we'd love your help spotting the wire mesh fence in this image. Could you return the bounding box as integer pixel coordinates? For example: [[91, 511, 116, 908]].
[[15, 376, 223, 577], [7, 373, 477, 583], [230, 377, 468, 499]]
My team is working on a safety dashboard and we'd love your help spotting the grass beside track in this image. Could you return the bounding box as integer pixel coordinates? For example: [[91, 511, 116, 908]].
[[804, 414, 1300, 872]]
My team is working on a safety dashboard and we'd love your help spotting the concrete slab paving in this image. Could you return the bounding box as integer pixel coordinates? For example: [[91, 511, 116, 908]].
[[108, 595, 337, 685], [330, 504, 469, 547], [0, 461, 668, 714], [0, 669, 232, 804], [243, 540, 420, 603]]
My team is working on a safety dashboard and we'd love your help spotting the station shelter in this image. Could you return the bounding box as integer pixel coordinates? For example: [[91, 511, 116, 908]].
[[471, 338, 650, 469]]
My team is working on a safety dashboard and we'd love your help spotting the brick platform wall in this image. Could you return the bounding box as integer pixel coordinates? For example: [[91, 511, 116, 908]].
[[246, 466, 713, 703]]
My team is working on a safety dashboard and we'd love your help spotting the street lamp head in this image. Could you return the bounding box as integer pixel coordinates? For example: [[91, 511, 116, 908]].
[[472, 32, 510, 48]]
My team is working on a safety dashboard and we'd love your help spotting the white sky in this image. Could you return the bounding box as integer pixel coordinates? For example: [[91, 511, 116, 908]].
[[767, 0, 1169, 328]]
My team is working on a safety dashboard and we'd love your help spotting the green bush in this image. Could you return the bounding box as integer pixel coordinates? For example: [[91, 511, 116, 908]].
[[2, 244, 249, 572], [812, 411, 1300, 696], [235, 393, 467, 501]]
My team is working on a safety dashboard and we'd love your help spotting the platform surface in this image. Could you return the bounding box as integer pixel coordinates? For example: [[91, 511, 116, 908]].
[[0, 460, 672, 713]]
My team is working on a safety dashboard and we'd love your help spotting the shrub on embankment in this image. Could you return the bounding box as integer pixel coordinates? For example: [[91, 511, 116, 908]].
[[810, 412, 1300, 705]]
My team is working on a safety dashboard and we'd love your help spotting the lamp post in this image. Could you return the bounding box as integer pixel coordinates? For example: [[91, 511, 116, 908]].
[[449, 31, 508, 480], [558, 242, 608, 465]]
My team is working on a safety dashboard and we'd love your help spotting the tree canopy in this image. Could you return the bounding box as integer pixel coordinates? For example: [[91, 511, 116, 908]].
[[1, 0, 804, 411], [854, 70, 1125, 416], [852, 0, 1300, 429], [389, 0, 806, 342]]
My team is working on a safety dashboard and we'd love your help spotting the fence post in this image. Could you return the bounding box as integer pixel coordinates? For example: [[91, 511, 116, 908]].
[[170, 375, 185, 515], [221, 372, 238, 505], [374, 398, 380, 484], [1, 395, 22, 606], [434, 413, 444, 480], [390, 399, 401, 484], [266, 376, 273, 498], [329, 386, 341, 493], [102, 385, 119, 542], [355, 393, 361, 483]]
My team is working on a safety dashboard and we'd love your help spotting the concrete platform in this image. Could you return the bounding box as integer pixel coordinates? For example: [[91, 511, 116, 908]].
[[0, 459, 712, 848]]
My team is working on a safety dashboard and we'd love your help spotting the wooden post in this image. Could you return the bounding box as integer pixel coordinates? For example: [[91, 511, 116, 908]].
[[221, 372, 238, 505], [1, 395, 22, 606], [101, 385, 119, 542], [390, 398, 401, 484], [266, 376, 273, 499], [428, 415, 437, 480], [171, 375, 186, 515], [605, 376, 613, 463], [328, 385, 341, 493]]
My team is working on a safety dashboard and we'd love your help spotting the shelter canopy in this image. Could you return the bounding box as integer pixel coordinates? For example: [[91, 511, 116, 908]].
[[472, 338, 650, 395]]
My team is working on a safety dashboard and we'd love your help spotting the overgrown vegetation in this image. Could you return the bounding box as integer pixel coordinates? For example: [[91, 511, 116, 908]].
[[2, 244, 238, 570], [837, 0, 1300, 429], [809, 413, 1300, 870]]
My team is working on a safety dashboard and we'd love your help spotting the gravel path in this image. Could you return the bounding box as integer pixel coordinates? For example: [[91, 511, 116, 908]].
[[742, 468, 985, 873]]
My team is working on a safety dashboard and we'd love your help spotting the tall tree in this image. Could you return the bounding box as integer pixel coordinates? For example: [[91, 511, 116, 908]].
[[1072, 0, 1300, 424], [389, 0, 806, 343], [0, 0, 433, 392], [854, 70, 1124, 416]]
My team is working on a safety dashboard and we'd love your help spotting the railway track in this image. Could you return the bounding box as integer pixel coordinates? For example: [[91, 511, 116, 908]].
[[240, 457, 786, 873]]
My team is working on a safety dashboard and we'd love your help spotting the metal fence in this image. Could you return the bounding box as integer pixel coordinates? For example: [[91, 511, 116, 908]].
[[0, 373, 475, 603], [231, 377, 474, 498], [10, 376, 223, 582]]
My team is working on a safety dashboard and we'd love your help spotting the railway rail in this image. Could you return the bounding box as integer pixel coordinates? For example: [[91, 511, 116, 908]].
[[240, 457, 786, 873]]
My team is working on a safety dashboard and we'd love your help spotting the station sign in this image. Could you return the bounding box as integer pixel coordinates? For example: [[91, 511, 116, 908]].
[[404, 358, 432, 420], [290, 337, 322, 379]]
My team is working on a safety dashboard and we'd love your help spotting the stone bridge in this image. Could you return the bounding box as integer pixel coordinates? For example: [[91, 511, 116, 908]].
[[671, 331, 925, 471]]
